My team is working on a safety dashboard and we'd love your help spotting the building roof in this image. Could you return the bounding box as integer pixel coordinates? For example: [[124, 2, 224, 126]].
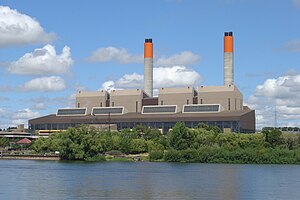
[[76, 90, 108, 97], [29, 109, 255, 132], [198, 85, 240, 92], [17, 138, 32, 144], [159, 87, 195, 94], [110, 89, 145, 96]]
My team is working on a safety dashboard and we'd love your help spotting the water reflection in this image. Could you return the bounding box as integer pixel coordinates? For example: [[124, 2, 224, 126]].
[[0, 161, 300, 200]]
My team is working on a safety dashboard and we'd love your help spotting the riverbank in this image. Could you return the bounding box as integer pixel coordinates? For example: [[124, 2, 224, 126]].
[[0, 154, 60, 160]]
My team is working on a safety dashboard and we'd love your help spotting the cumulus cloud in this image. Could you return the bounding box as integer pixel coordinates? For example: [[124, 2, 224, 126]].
[[86, 46, 201, 67], [155, 51, 200, 67], [0, 6, 55, 47], [20, 76, 66, 92], [100, 66, 201, 92], [246, 73, 300, 129], [281, 39, 300, 52], [153, 66, 201, 88], [254, 74, 300, 99], [86, 47, 143, 64], [11, 108, 40, 126], [8, 44, 73, 75]]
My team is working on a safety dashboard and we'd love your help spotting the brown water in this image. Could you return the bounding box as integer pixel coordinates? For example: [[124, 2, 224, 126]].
[[0, 160, 300, 200]]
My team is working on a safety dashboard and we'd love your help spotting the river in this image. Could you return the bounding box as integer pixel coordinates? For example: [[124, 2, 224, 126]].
[[0, 160, 300, 200]]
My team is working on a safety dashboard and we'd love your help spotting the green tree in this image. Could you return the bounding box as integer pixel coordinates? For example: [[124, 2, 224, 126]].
[[130, 138, 147, 153], [168, 122, 193, 150], [0, 138, 9, 148], [263, 128, 282, 147]]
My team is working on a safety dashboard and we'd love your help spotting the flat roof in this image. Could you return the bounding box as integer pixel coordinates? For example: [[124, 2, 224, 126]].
[[76, 90, 108, 97], [29, 109, 253, 124], [159, 87, 195, 94], [198, 85, 240, 93]]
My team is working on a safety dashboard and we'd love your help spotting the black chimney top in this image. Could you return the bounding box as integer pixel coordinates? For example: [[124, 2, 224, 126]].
[[224, 32, 233, 36], [145, 38, 152, 43]]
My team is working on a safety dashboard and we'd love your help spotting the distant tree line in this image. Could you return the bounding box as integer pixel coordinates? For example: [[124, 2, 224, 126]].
[[30, 123, 300, 163], [263, 127, 300, 132]]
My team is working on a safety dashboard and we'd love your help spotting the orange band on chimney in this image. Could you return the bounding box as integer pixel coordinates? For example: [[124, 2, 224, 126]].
[[144, 42, 153, 58], [224, 36, 233, 52]]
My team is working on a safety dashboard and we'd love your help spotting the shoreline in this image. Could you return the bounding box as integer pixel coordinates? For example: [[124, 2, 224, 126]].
[[0, 154, 60, 161]]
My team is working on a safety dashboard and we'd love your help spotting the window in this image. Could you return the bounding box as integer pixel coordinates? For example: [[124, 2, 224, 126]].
[[161, 100, 163, 105], [136, 101, 138, 112], [200, 99, 203, 104], [228, 98, 231, 111], [142, 105, 177, 114], [92, 107, 124, 115], [57, 108, 86, 116], [100, 102, 103, 107], [235, 98, 236, 110], [187, 99, 189, 104], [183, 104, 220, 113], [77, 102, 80, 108], [112, 102, 114, 107]]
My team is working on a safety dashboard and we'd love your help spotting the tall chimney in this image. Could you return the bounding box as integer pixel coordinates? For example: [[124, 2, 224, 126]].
[[224, 31, 234, 86], [144, 38, 153, 97]]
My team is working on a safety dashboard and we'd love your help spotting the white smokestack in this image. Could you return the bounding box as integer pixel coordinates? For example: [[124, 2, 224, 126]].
[[144, 38, 153, 97], [224, 32, 234, 85]]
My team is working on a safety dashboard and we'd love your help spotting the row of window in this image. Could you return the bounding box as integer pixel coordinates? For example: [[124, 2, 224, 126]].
[[57, 104, 222, 116], [30, 120, 241, 133]]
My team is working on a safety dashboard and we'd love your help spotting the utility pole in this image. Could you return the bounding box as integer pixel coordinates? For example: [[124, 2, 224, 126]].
[[108, 112, 111, 132], [274, 105, 277, 128]]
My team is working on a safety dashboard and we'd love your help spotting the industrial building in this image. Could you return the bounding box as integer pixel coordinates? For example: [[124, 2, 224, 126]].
[[29, 32, 255, 134]]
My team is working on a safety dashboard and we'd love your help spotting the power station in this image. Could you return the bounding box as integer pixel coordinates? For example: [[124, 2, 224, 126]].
[[29, 32, 255, 134]]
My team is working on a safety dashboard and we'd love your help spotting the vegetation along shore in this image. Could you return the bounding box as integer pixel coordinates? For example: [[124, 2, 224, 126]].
[[23, 122, 300, 164]]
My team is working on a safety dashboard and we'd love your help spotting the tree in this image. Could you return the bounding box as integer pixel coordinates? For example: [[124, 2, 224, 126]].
[[130, 138, 147, 153], [263, 128, 282, 147], [0, 138, 9, 148], [168, 122, 193, 150]]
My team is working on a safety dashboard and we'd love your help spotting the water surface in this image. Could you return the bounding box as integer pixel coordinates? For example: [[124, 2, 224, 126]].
[[0, 160, 299, 200]]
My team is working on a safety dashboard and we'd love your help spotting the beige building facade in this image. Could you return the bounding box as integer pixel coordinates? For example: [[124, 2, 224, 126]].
[[158, 87, 196, 112], [198, 85, 243, 111], [76, 90, 108, 114], [110, 89, 146, 113]]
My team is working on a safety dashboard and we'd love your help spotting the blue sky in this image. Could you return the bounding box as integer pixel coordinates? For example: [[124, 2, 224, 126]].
[[0, 0, 300, 129]]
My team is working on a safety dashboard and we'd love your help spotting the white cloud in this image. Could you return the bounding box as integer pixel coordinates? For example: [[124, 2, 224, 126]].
[[86, 46, 201, 67], [100, 66, 201, 91], [0, 6, 55, 47], [12, 108, 40, 119], [31, 103, 46, 110], [8, 44, 73, 75], [155, 51, 200, 67], [86, 47, 143, 64], [101, 81, 116, 92], [21, 76, 66, 92], [116, 73, 144, 88], [246, 73, 300, 129], [11, 108, 40, 127], [254, 74, 300, 99], [281, 39, 300, 52], [153, 66, 201, 88]]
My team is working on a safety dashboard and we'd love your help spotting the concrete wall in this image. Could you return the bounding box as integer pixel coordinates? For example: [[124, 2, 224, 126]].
[[110, 89, 144, 113], [158, 87, 196, 112], [198, 85, 243, 111], [76, 90, 108, 114]]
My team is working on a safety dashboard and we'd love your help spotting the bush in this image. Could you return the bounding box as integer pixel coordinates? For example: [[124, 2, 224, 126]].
[[85, 154, 106, 162], [149, 150, 164, 161]]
